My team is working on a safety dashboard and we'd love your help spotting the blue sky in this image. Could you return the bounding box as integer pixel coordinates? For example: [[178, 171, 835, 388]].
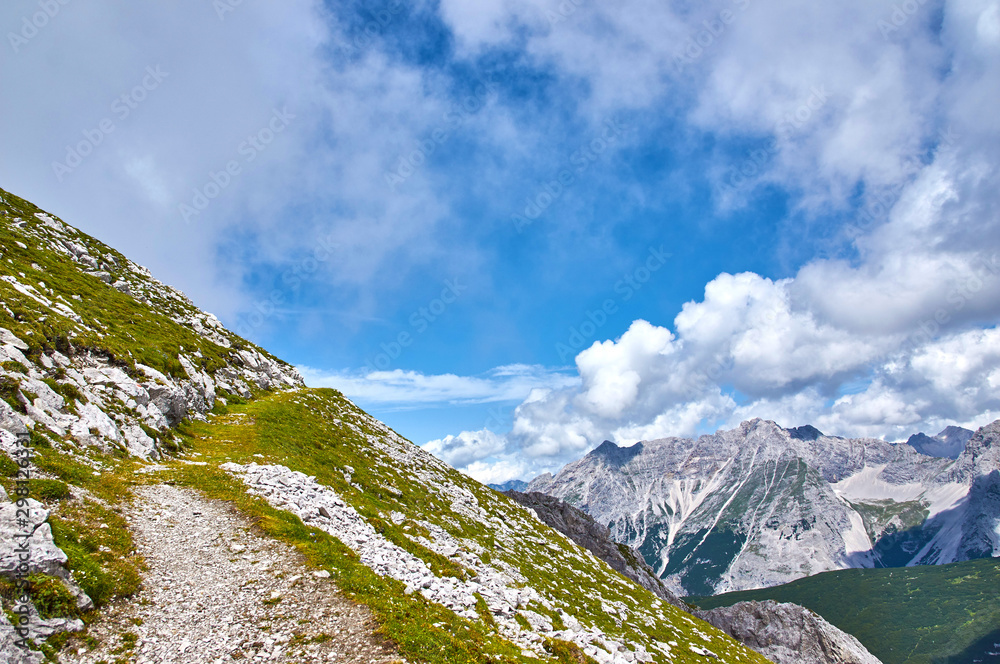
[[2, 0, 999, 482]]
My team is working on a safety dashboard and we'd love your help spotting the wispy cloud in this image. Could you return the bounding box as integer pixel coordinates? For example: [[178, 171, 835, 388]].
[[299, 364, 579, 405]]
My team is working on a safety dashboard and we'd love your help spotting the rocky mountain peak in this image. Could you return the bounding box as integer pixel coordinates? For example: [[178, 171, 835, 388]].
[[960, 420, 1000, 474], [589, 439, 645, 466], [906, 425, 974, 459], [788, 424, 823, 441]]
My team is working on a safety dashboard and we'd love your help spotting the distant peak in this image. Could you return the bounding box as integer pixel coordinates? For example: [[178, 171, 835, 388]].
[[589, 440, 644, 466], [907, 425, 975, 459], [738, 418, 784, 436], [937, 425, 974, 445], [593, 440, 619, 453], [788, 425, 824, 441]]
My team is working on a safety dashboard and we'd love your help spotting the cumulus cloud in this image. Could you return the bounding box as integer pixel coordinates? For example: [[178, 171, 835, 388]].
[[424, 429, 509, 470]]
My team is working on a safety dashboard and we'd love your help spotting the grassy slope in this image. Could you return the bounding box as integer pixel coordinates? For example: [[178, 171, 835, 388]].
[[689, 558, 1000, 664], [159, 388, 773, 664], [0, 186, 285, 381]]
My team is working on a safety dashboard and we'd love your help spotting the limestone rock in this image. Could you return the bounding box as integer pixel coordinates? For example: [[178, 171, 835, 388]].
[[0, 610, 44, 664], [0, 398, 28, 455], [0, 499, 69, 578], [696, 600, 883, 664], [0, 327, 29, 351]]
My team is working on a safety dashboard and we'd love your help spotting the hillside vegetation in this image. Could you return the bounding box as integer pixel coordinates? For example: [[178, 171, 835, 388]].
[[690, 557, 1000, 664]]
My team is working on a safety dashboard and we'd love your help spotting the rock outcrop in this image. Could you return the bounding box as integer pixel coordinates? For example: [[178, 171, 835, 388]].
[[505, 490, 688, 609], [0, 610, 43, 664], [696, 600, 883, 664]]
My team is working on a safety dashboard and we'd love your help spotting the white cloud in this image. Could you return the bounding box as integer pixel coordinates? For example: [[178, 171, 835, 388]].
[[424, 428, 508, 469], [460, 455, 537, 485]]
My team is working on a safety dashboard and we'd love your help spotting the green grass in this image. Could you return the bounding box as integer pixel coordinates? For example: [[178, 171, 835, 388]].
[[28, 573, 80, 619], [28, 478, 71, 501], [849, 499, 930, 543], [689, 556, 1000, 664], [0, 452, 17, 477], [0, 185, 288, 383], [158, 388, 772, 664]]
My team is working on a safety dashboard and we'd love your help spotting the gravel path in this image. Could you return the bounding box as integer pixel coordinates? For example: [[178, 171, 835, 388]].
[[61, 484, 401, 664]]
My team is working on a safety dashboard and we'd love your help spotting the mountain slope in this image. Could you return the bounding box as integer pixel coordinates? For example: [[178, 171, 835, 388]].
[[527, 419, 1000, 596], [690, 556, 1000, 664], [0, 186, 302, 459], [504, 490, 883, 664], [0, 188, 774, 664], [504, 489, 687, 607]]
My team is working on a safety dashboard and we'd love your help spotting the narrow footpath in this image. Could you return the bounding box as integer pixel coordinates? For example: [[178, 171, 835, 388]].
[[61, 484, 401, 664]]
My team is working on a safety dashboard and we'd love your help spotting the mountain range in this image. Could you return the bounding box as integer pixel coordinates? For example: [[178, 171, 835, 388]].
[[527, 418, 1000, 597]]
